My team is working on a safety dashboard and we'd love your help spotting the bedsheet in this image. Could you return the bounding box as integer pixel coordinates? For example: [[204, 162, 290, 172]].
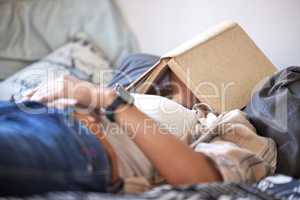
[[0, 39, 112, 101], [2, 174, 299, 199]]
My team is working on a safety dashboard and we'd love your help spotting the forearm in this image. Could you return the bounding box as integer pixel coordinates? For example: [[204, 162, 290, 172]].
[[73, 83, 116, 109], [87, 87, 221, 184], [114, 104, 222, 185]]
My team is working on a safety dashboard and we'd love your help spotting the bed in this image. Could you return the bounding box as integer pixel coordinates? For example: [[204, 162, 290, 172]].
[[0, 1, 299, 199], [0, 43, 299, 199], [3, 175, 300, 199]]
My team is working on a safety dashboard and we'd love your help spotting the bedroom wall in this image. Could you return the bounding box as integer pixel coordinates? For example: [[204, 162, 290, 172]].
[[116, 0, 300, 69]]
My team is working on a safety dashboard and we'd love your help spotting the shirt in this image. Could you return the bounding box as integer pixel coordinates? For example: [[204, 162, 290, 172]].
[[102, 94, 277, 192]]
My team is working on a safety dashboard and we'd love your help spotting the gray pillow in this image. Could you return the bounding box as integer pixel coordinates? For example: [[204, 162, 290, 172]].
[[0, 0, 138, 79]]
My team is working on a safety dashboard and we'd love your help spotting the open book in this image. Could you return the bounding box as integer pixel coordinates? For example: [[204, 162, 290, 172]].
[[127, 21, 277, 113]]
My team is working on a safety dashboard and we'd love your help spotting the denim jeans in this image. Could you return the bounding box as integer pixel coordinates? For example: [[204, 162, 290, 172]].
[[0, 101, 112, 196]]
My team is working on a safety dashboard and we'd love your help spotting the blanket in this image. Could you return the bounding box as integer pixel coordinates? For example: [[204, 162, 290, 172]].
[[2, 175, 299, 200]]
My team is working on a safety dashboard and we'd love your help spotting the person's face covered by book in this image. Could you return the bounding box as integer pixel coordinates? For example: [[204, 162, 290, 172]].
[[148, 69, 199, 109]]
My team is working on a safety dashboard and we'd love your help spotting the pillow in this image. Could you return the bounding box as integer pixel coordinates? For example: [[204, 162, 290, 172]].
[[245, 66, 300, 178], [0, 39, 112, 101], [132, 93, 197, 143], [0, 0, 138, 79]]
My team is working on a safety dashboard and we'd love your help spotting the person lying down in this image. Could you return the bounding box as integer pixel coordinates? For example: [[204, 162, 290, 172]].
[[0, 74, 277, 196]]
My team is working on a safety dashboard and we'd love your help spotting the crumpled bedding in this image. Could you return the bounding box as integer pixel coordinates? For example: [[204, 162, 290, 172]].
[[3, 175, 299, 200], [0, 39, 113, 101], [0, 0, 138, 79]]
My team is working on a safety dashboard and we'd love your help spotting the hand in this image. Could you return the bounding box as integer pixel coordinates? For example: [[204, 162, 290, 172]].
[[23, 75, 115, 109], [23, 75, 79, 102], [23, 75, 90, 107]]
